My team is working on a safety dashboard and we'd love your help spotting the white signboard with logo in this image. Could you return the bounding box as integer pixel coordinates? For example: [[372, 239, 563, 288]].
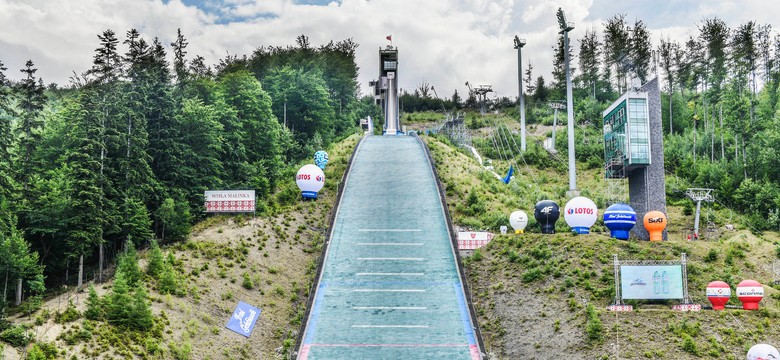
[[457, 231, 494, 250], [204, 190, 256, 213]]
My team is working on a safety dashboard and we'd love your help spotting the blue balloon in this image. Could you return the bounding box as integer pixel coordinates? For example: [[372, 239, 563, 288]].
[[603, 203, 637, 240], [314, 150, 329, 170]]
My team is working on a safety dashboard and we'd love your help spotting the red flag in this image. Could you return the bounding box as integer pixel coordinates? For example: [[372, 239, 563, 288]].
[[386, 35, 392, 41]]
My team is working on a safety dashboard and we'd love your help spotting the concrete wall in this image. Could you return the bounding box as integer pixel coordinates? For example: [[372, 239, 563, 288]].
[[629, 78, 668, 240]]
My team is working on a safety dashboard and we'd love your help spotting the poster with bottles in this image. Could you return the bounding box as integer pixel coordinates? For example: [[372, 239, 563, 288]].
[[620, 265, 683, 300]]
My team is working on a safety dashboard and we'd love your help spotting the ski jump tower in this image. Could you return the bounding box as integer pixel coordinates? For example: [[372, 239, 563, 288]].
[[370, 46, 400, 134], [603, 78, 667, 240]]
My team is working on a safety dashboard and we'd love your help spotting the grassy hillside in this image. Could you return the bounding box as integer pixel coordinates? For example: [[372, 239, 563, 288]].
[[422, 134, 780, 360], [4, 135, 359, 359], [8, 129, 779, 360]]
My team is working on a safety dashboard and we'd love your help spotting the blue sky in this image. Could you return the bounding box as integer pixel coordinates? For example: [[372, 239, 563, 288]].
[[1, 0, 779, 98]]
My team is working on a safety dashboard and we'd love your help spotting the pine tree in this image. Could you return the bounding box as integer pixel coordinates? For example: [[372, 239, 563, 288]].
[[578, 28, 601, 98], [0, 61, 13, 203], [84, 284, 104, 320], [15, 60, 46, 200], [117, 240, 142, 286], [171, 28, 189, 86], [107, 269, 132, 327], [146, 239, 163, 278], [122, 197, 153, 247], [630, 20, 652, 84], [158, 262, 178, 295], [128, 286, 153, 330]]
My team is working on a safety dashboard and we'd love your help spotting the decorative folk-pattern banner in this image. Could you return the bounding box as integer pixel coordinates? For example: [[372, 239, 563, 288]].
[[457, 231, 494, 250], [204, 190, 256, 213]]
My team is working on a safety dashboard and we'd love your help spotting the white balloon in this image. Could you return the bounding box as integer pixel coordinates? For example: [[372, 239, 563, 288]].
[[747, 344, 780, 360], [509, 211, 528, 231], [564, 196, 598, 234], [296, 164, 325, 199]]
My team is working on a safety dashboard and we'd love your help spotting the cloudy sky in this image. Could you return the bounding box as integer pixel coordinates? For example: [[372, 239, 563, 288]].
[[1, 0, 779, 99]]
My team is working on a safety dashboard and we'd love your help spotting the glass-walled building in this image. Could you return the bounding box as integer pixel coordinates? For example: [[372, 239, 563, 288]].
[[603, 92, 651, 178]]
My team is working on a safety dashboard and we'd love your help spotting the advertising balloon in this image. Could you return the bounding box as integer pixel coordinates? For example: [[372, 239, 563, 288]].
[[747, 344, 780, 360], [603, 203, 636, 240], [534, 200, 560, 234], [563, 196, 598, 234], [296, 164, 325, 199], [509, 211, 528, 234], [314, 150, 329, 170], [643, 211, 667, 242], [706, 281, 731, 310], [737, 280, 764, 310]]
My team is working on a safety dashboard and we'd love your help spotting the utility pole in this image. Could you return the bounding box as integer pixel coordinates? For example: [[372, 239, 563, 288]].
[[557, 8, 577, 194], [514, 36, 527, 151], [686, 188, 713, 239]]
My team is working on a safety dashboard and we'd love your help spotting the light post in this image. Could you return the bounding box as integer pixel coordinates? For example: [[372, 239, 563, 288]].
[[557, 8, 577, 193], [514, 36, 527, 151]]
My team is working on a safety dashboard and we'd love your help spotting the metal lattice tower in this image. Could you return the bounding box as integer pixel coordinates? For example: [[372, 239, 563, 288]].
[[436, 112, 471, 148], [466, 82, 493, 115], [685, 188, 714, 238]]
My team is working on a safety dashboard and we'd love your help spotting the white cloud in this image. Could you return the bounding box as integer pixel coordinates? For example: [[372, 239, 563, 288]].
[[1, 0, 779, 101]]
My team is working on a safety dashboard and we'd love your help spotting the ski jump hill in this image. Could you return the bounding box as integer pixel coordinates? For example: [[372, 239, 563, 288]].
[[296, 134, 485, 359]]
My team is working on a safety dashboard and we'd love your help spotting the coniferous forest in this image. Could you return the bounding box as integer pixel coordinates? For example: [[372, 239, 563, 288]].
[[0, 29, 375, 310]]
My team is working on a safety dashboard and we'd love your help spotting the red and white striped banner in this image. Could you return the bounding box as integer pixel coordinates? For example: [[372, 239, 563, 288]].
[[204, 190, 255, 213], [457, 232, 494, 250]]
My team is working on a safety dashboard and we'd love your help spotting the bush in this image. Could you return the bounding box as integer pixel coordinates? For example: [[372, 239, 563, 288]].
[[242, 273, 254, 290], [84, 284, 105, 320], [54, 301, 81, 323], [0, 325, 31, 347], [522, 268, 543, 283], [681, 333, 698, 355], [585, 304, 603, 343], [147, 239, 165, 277], [27, 342, 59, 360]]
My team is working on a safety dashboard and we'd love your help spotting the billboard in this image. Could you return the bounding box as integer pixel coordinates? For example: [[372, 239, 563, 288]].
[[225, 301, 261, 337], [457, 232, 494, 250], [620, 265, 683, 300], [205, 190, 256, 213]]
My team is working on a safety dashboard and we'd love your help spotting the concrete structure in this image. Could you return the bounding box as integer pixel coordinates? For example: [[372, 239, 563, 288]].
[[603, 78, 666, 240], [370, 47, 400, 135]]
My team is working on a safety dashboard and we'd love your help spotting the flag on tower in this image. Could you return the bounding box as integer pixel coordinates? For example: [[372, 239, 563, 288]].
[[386, 35, 392, 41]]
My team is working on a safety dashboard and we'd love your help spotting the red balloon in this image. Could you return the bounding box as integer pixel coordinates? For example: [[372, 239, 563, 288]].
[[736, 280, 764, 310], [705, 281, 730, 310]]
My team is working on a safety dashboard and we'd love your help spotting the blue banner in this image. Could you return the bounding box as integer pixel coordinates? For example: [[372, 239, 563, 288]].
[[226, 301, 261, 337], [502, 165, 514, 184]]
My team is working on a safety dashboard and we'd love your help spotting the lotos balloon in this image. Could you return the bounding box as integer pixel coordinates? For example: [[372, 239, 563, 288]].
[[603, 203, 636, 240], [534, 200, 560, 234], [314, 150, 329, 170], [643, 211, 667, 242], [509, 211, 528, 234], [563, 196, 598, 234], [296, 164, 325, 199], [747, 344, 780, 360]]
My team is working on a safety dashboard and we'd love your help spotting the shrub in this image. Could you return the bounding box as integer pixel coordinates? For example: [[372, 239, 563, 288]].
[[242, 273, 254, 290], [0, 325, 31, 347], [84, 284, 105, 320], [55, 301, 81, 323], [147, 239, 165, 277], [585, 304, 603, 343], [681, 333, 698, 355], [522, 268, 543, 283]]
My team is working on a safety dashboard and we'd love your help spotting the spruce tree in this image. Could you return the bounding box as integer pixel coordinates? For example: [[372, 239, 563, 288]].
[[146, 239, 164, 278], [15, 60, 46, 200]]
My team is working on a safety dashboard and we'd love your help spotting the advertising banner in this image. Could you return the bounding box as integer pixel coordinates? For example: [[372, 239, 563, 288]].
[[457, 232, 494, 250], [620, 265, 683, 300], [225, 301, 261, 337], [205, 190, 255, 213]]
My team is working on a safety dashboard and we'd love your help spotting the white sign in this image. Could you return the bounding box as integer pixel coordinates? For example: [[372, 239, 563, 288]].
[[457, 232, 494, 250], [205, 190, 256, 213]]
